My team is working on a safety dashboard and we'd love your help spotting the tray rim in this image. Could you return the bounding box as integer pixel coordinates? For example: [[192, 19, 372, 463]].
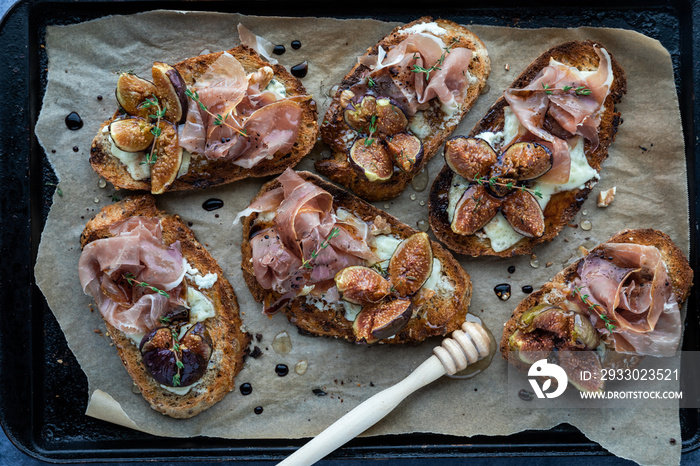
[[1, 0, 698, 462]]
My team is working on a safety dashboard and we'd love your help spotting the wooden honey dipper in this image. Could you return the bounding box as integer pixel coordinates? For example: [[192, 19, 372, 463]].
[[278, 321, 492, 466]]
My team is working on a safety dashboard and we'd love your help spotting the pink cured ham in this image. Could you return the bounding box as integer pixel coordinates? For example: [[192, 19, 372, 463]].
[[180, 51, 304, 167], [78, 217, 186, 334], [357, 33, 472, 115], [504, 47, 613, 184], [571, 243, 681, 356], [246, 169, 377, 296]]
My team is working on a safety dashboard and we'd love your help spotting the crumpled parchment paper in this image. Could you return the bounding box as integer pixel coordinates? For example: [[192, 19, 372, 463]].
[[34, 10, 688, 465]]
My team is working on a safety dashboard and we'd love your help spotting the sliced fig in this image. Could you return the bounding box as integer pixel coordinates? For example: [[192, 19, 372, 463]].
[[496, 141, 553, 181], [109, 117, 154, 152], [116, 72, 157, 118], [450, 184, 501, 235], [349, 138, 393, 182], [387, 232, 433, 296], [353, 298, 413, 343], [152, 62, 188, 124], [375, 98, 408, 135], [179, 323, 213, 386], [508, 329, 554, 364], [558, 350, 604, 392], [500, 189, 545, 238], [344, 95, 377, 132], [444, 137, 498, 181], [150, 122, 183, 195], [386, 133, 423, 173], [335, 266, 391, 305]]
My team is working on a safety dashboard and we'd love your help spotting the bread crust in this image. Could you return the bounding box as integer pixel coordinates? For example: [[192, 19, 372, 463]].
[[315, 17, 490, 201], [500, 229, 693, 372], [81, 195, 251, 418], [429, 40, 627, 257], [90, 45, 318, 192], [240, 171, 472, 344]]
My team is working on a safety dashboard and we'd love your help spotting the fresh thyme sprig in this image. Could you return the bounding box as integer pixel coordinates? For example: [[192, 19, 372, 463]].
[[367, 76, 376, 88], [364, 115, 378, 147], [139, 95, 167, 165], [184, 89, 248, 138], [572, 286, 616, 333], [542, 83, 592, 96], [410, 38, 459, 82], [473, 175, 543, 200], [169, 328, 183, 386], [300, 227, 341, 270], [122, 272, 170, 298], [45, 182, 63, 196]]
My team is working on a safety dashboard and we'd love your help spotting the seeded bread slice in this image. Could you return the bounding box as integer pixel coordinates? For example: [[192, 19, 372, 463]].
[[429, 40, 627, 257], [240, 171, 472, 344], [80, 195, 251, 418], [500, 229, 693, 373], [315, 17, 490, 202], [90, 45, 318, 192]]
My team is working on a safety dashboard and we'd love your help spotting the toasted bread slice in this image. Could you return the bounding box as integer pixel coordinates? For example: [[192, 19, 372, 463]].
[[90, 45, 318, 193], [500, 229, 692, 376], [429, 40, 627, 257], [315, 17, 490, 201], [240, 171, 472, 344], [80, 195, 250, 418]]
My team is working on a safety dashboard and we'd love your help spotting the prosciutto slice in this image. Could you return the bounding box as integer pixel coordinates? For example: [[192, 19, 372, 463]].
[[179, 50, 305, 166], [246, 169, 376, 297], [571, 243, 681, 356], [357, 33, 472, 115], [78, 217, 186, 334], [504, 47, 613, 183]]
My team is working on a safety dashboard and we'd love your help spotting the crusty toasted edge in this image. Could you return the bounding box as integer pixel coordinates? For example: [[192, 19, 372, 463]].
[[429, 40, 628, 257], [239, 171, 472, 344], [315, 16, 491, 202], [499, 228, 693, 372], [90, 45, 318, 193], [80, 195, 251, 418]]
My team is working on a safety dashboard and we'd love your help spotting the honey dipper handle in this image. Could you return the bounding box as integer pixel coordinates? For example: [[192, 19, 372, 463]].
[[278, 322, 491, 466], [277, 355, 446, 466]]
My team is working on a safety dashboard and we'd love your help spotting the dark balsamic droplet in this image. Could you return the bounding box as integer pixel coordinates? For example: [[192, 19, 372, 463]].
[[72, 146, 79, 152], [507, 265, 516, 274], [275, 364, 289, 377], [312, 388, 327, 396], [494, 283, 511, 301], [65, 112, 83, 130], [202, 198, 224, 211], [254, 406, 264, 415], [290, 61, 308, 78], [273, 44, 286, 55], [518, 389, 534, 401], [291, 40, 302, 50], [97, 95, 103, 101], [240, 383, 253, 395], [522, 285, 534, 294]]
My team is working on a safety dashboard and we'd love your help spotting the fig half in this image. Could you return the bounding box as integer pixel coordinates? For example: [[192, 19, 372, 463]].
[[386, 133, 423, 173], [335, 266, 391, 305], [375, 98, 408, 135], [500, 189, 545, 238], [109, 117, 154, 152], [152, 62, 188, 124], [451, 184, 501, 235], [495, 142, 553, 181], [353, 298, 413, 344], [344, 95, 377, 133], [150, 121, 183, 194], [349, 138, 393, 182], [387, 232, 433, 296], [116, 72, 157, 118], [444, 137, 498, 181]]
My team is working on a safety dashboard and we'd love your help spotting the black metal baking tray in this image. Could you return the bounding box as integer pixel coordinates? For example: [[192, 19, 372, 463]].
[[1, 0, 698, 462]]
